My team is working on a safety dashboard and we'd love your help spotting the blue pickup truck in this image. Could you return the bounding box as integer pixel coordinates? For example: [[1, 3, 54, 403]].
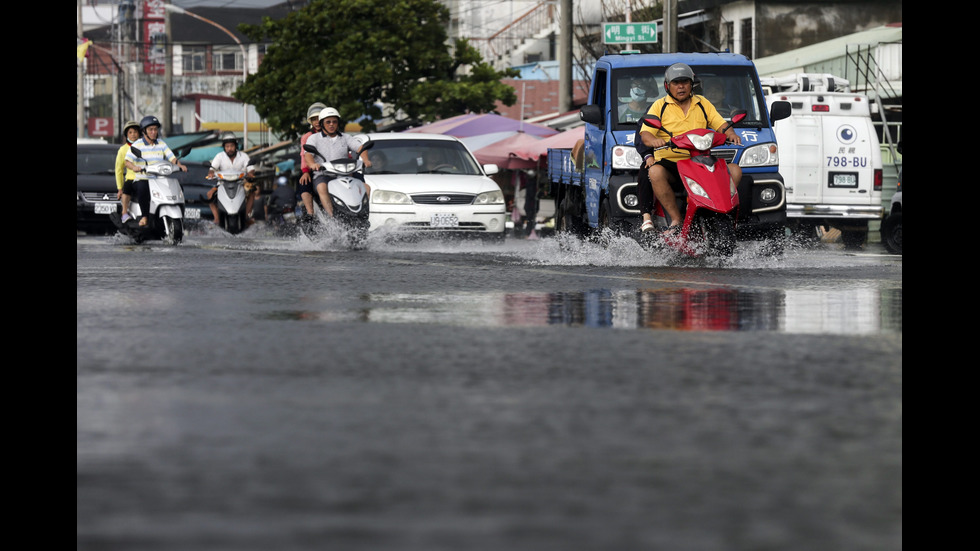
[[549, 52, 792, 241]]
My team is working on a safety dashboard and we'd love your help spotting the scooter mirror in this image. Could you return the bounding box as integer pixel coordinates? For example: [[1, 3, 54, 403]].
[[730, 110, 747, 124], [640, 116, 663, 130], [358, 140, 375, 153], [130, 147, 143, 159], [302, 144, 319, 155]]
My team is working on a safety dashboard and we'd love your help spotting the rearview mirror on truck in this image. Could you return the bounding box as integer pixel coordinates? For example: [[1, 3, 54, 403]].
[[579, 105, 602, 125], [770, 100, 792, 122]]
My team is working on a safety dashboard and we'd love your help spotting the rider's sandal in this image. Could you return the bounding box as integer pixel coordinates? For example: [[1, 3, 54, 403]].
[[640, 220, 655, 232], [138, 217, 149, 227]]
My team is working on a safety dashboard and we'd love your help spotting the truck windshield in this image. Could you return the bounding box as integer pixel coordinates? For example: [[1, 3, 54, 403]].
[[612, 65, 766, 131]]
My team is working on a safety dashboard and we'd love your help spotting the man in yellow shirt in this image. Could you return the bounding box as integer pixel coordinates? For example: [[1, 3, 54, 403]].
[[638, 63, 742, 234], [114, 121, 141, 223]]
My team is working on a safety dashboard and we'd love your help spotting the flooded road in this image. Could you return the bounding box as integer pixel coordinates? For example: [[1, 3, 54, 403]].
[[77, 226, 902, 551]]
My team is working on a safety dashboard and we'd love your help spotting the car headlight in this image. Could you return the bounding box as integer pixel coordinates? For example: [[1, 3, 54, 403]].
[[371, 189, 412, 204], [474, 190, 504, 205], [612, 145, 643, 169], [739, 143, 779, 167]]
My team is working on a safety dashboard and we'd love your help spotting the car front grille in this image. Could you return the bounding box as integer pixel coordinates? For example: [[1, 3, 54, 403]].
[[80, 192, 119, 203], [411, 193, 474, 205], [401, 221, 488, 231]]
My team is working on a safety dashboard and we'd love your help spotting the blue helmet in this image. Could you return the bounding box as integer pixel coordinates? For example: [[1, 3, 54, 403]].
[[139, 115, 161, 134]]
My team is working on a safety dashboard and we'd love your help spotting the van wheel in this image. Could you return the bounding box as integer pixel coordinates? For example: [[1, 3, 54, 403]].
[[881, 213, 902, 254]]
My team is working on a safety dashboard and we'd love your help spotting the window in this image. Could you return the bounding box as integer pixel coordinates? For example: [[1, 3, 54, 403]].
[[182, 46, 207, 73], [740, 18, 753, 58], [213, 46, 243, 72]]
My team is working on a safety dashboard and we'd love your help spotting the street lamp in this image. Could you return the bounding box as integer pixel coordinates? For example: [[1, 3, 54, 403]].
[[164, 4, 249, 145]]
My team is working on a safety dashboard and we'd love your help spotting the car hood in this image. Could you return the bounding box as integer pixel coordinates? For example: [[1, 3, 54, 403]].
[[365, 173, 501, 195]]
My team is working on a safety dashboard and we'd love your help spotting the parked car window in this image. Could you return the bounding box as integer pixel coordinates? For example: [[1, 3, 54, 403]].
[[366, 139, 482, 175]]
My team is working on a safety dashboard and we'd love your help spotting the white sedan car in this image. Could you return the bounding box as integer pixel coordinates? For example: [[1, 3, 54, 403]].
[[363, 133, 506, 240]]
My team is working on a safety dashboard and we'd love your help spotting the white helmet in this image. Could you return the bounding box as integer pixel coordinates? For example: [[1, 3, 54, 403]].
[[318, 107, 341, 121]]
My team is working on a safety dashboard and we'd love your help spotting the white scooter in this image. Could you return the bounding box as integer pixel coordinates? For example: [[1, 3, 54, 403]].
[[210, 170, 251, 234], [302, 140, 373, 249], [110, 147, 186, 245]]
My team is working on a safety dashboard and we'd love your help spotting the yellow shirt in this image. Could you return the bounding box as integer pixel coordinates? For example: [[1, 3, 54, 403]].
[[640, 94, 726, 162], [114, 143, 137, 190]]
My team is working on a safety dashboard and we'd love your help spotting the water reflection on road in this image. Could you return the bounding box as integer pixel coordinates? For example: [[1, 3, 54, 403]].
[[264, 285, 901, 334]]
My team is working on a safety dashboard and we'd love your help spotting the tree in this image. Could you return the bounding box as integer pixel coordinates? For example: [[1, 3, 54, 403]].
[[235, 0, 519, 138]]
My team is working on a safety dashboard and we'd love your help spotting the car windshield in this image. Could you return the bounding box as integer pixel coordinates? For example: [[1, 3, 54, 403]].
[[612, 65, 767, 130], [365, 139, 483, 175], [77, 149, 117, 175]]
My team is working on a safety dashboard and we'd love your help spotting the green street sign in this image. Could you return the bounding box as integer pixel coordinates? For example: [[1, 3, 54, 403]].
[[603, 22, 658, 45]]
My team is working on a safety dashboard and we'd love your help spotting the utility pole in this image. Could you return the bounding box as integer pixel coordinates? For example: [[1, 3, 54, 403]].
[[164, 1, 173, 136], [558, 0, 572, 113], [663, 0, 678, 53], [77, 0, 84, 138]]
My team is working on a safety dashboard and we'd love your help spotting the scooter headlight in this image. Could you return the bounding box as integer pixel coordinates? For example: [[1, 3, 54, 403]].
[[688, 133, 714, 151], [686, 178, 709, 199], [474, 190, 504, 205]]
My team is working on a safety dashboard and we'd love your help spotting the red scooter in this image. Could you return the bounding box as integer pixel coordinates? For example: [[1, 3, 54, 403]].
[[641, 111, 746, 257]]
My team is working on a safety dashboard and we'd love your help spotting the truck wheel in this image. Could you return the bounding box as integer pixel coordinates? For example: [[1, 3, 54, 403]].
[[880, 213, 902, 254], [557, 194, 584, 238]]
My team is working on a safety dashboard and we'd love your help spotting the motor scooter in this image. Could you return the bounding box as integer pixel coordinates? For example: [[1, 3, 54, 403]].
[[639, 111, 747, 257], [109, 147, 186, 245], [302, 140, 374, 249], [210, 170, 250, 234]]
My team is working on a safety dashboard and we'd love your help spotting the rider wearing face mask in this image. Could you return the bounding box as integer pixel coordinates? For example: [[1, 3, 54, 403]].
[[619, 80, 652, 123]]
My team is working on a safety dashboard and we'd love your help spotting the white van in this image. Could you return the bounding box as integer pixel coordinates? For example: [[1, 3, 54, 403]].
[[763, 74, 883, 248]]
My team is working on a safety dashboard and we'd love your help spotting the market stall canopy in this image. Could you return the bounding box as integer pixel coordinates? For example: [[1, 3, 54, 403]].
[[471, 132, 543, 170], [513, 127, 585, 162], [404, 113, 558, 138]]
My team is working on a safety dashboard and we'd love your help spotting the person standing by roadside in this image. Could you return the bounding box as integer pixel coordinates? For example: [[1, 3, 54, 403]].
[[114, 120, 141, 223]]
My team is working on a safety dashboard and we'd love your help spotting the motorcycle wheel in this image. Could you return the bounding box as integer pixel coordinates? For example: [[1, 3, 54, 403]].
[[693, 211, 736, 257], [226, 213, 242, 234], [162, 216, 183, 245], [880, 213, 902, 254]]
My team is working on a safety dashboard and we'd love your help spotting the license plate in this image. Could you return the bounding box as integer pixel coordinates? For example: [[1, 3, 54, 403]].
[[829, 172, 858, 188], [95, 203, 116, 214], [184, 208, 201, 219], [430, 213, 459, 228]]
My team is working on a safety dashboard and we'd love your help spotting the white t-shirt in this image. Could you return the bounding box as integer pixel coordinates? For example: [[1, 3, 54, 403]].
[[211, 150, 253, 174]]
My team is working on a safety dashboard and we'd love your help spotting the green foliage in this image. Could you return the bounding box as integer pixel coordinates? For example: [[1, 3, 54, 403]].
[[235, 0, 519, 138]]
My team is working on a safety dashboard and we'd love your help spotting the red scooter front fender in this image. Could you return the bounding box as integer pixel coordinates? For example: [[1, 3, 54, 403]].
[[677, 157, 739, 224]]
